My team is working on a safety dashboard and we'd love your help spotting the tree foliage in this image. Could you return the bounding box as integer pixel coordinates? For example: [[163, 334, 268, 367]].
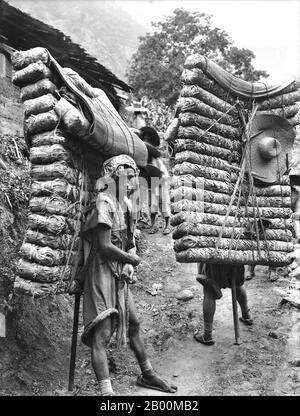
[[127, 8, 269, 105]]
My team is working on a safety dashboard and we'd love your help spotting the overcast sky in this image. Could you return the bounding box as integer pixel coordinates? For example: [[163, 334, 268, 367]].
[[115, 0, 300, 81]]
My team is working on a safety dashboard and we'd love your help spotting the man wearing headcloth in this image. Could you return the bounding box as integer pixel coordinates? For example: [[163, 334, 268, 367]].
[[81, 154, 177, 396]]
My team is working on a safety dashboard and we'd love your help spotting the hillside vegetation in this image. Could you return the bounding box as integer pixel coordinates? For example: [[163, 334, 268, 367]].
[[8, 0, 146, 80]]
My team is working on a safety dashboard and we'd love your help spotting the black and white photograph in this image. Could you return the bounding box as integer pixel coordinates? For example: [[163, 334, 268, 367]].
[[0, 0, 300, 401]]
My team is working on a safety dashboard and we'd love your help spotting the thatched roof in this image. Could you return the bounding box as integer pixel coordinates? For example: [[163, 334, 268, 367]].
[[0, 0, 132, 106]]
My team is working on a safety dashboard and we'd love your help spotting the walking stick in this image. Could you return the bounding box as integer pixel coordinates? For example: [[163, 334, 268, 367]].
[[231, 274, 241, 345], [67, 247, 97, 392], [68, 292, 81, 391]]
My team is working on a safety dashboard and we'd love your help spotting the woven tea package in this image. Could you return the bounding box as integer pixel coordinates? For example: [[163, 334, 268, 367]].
[[11, 47, 141, 295], [170, 54, 300, 266]]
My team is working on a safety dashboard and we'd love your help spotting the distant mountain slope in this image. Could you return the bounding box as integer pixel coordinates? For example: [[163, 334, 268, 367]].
[[7, 0, 147, 81]]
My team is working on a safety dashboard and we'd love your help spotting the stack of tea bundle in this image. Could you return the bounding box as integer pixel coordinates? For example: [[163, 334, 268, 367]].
[[11, 48, 101, 294], [170, 54, 300, 266]]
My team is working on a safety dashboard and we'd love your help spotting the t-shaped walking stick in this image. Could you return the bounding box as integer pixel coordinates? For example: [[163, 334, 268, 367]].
[[68, 292, 81, 391], [231, 274, 241, 345]]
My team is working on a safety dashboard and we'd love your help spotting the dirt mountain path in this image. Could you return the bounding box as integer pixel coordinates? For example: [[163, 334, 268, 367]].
[[110, 231, 300, 397], [2, 224, 299, 397], [64, 229, 300, 397]]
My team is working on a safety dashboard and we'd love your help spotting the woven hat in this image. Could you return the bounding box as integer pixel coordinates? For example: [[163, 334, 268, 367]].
[[248, 114, 295, 184]]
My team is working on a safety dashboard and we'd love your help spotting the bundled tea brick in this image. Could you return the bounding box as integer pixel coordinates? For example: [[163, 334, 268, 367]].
[[177, 97, 239, 126], [174, 235, 293, 253], [181, 68, 237, 106], [29, 196, 77, 217], [180, 83, 300, 116], [175, 248, 292, 266], [252, 184, 291, 197], [287, 112, 300, 128], [171, 174, 291, 197], [17, 259, 72, 283], [24, 110, 59, 136], [177, 126, 242, 151], [13, 276, 65, 297], [175, 148, 240, 166], [171, 187, 291, 208], [20, 243, 77, 267], [180, 112, 242, 140], [20, 79, 58, 101], [164, 118, 180, 143], [30, 130, 94, 163], [29, 144, 75, 165], [171, 211, 293, 231], [25, 229, 78, 251], [24, 93, 58, 117], [172, 222, 293, 242], [12, 61, 54, 87], [31, 132, 103, 169], [11, 47, 49, 70], [171, 174, 232, 194], [258, 90, 300, 110], [171, 200, 291, 219], [30, 161, 78, 184], [180, 84, 238, 115], [174, 162, 237, 183], [31, 178, 79, 201], [30, 130, 73, 147], [27, 213, 77, 235]]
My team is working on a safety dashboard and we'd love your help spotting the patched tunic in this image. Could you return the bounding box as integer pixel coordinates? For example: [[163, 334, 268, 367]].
[[81, 191, 129, 347]]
